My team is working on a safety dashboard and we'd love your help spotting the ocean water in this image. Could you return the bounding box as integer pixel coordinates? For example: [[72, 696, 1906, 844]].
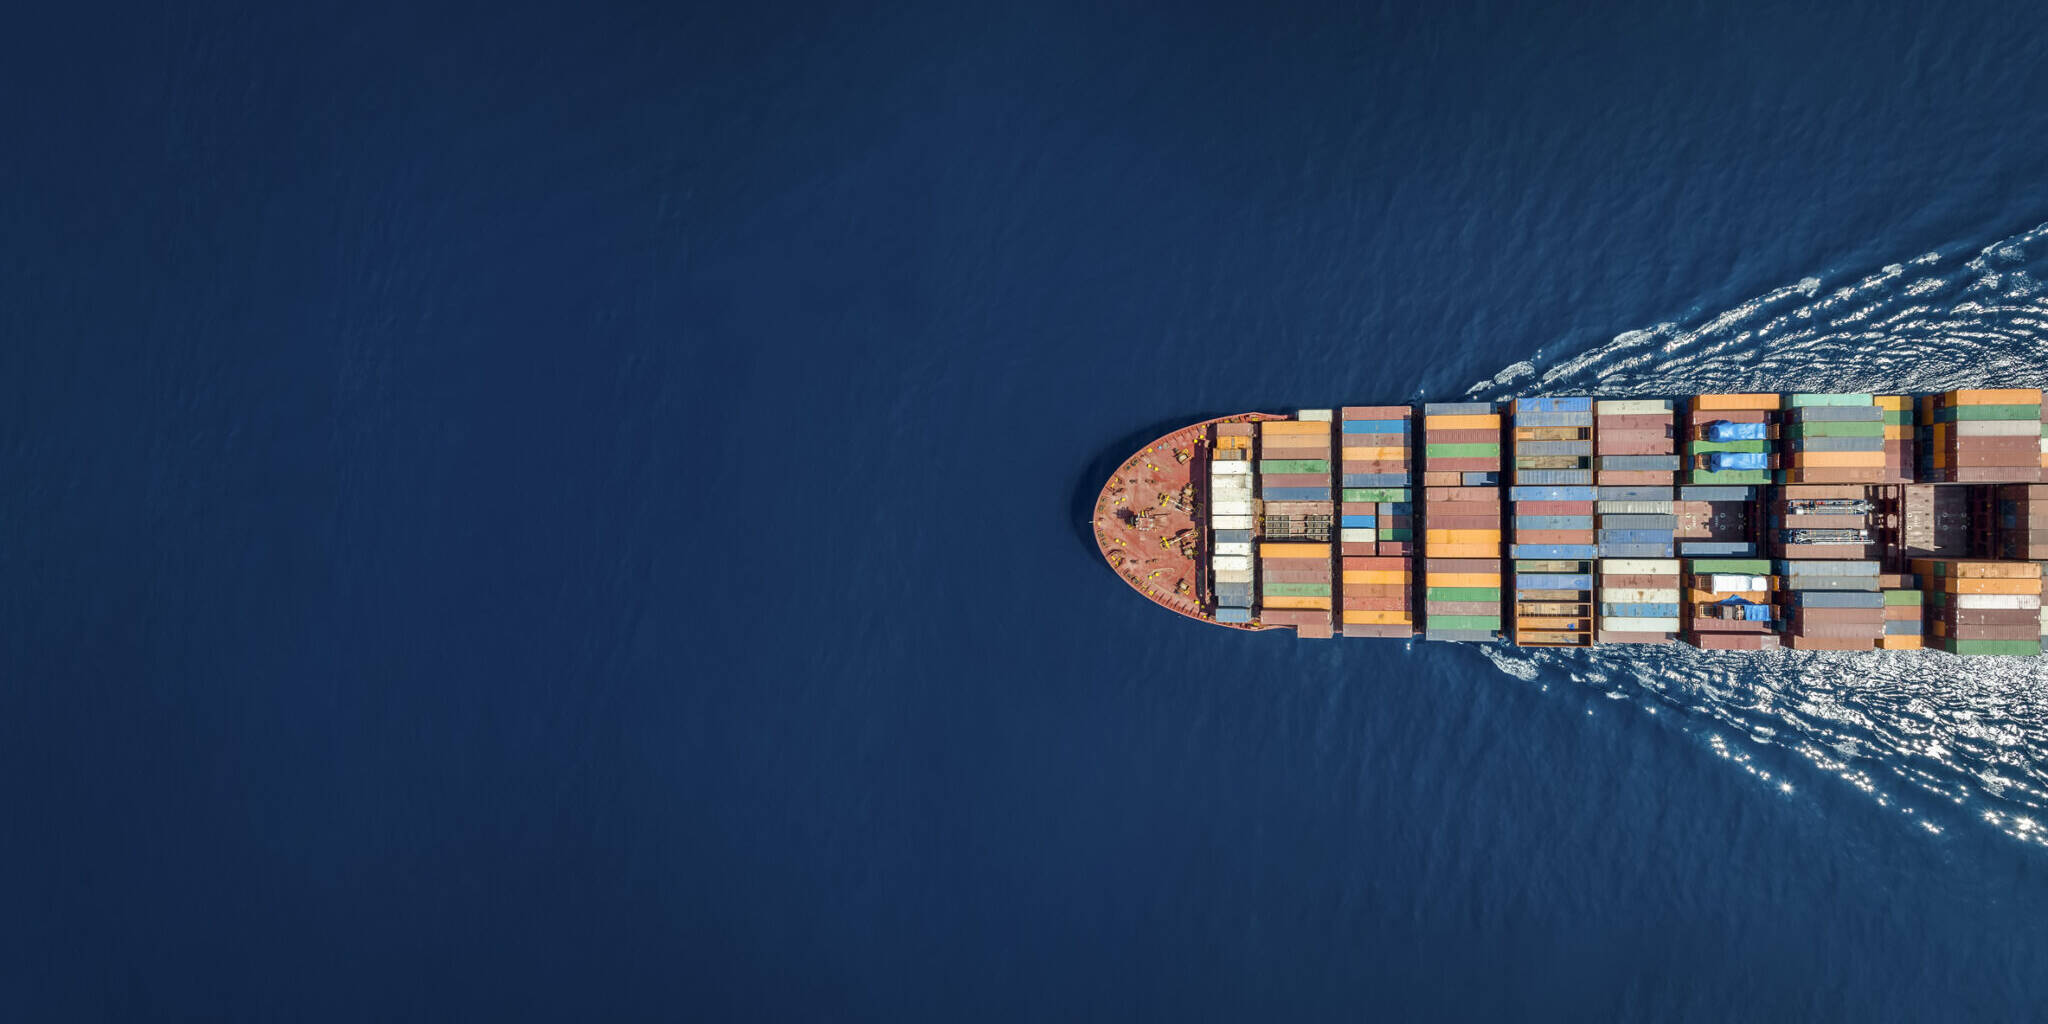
[[10, 0, 2048, 1019]]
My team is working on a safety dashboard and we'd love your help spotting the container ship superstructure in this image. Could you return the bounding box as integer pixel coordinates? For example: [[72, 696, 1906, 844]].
[[1092, 390, 2048, 655]]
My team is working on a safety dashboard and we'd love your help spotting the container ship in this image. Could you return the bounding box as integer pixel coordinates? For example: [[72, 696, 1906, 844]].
[[1092, 390, 2048, 655]]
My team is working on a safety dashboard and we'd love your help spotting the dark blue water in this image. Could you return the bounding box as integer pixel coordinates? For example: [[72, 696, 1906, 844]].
[[10, 1, 2048, 1018]]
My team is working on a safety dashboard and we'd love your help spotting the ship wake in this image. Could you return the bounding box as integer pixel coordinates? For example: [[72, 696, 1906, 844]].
[[1466, 220, 2048, 848]]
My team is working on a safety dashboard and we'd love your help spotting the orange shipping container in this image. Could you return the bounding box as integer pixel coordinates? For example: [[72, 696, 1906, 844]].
[[1942, 578, 2041, 595], [1427, 572, 1503, 587], [1429, 543, 1500, 558], [1950, 388, 2044, 405], [1692, 393, 1782, 411], [1422, 414, 1501, 430], [1791, 451, 1886, 467], [1263, 595, 1333, 609], [1344, 609, 1413, 625], [1260, 543, 1331, 559]]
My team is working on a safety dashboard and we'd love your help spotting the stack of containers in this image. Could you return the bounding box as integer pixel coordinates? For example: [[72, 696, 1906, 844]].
[[1340, 555, 1413, 638], [1340, 406, 1414, 557], [1927, 389, 2045, 483], [1258, 541, 1334, 635], [1510, 558, 1593, 646], [1687, 394, 1779, 485], [1422, 402, 1502, 487], [1511, 397, 1593, 487], [1915, 559, 2043, 656], [1683, 559, 1779, 650], [1258, 417, 1335, 545], [1775, 560, 1883, 651], [1594, 399, 1680, 485], [1877, 395, 1915, 483], [1781, 394, 1884, 484], [1598, 558, 1681, 643], [1995, 485, 2048, 561], [1423, 481, 1504, 641], [1879, 574, 1924, 651], [1206, 429, 1256, 624], [1508, 482, 1596, 646]]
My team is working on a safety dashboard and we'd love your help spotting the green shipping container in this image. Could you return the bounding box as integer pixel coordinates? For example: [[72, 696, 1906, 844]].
[[1882, 589, 1924, 606], [1690, 559, 1773, 574], [1380, 528, 1414, 541], [1428, 587, 1502, 603], [1264, 583, 1332, 597], [1259, 459, 1330, 474], [1787, 394, 1875, 407], [1427, 615, 1502, 631], [1688, 439, 1770, 453], [1426, 443, 1502, 458], [1690, 469, 1773, 484], [1944, 639, 2043, 656], [1343, 488, 1410, 503], [1786, 421, 1885, 438], [1882, 410, 1912, 425], [1940, 404, 2043, 422]]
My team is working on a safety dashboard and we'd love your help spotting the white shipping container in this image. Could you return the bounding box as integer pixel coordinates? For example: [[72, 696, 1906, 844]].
[[2039, 437, 2048, 454], [1211, 515, 1256, 530], [1210, 461, 1251, 475], [1296, 408, 1334, 422], [1211, 555, 1251, 571], [1602, 558, 1682, 575], [1954, 594, 2042, 610], [1212, 568, 1254, 584], [1214, 500, 1254, 516], [1210, 482, 1252, 499], [1213, 542, 1252, 557], [1598, 501, 1674, 514], [1704, 574, 1770, 592], [1601, 617, 1682, 632], [1953, 420, 2040, 437], [1601, 588, 1683, 603], [1340, 528, 1376, 542], [1596, 399, 1674, 415]]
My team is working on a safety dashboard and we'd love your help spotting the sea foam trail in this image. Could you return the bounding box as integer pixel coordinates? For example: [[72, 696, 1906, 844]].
[[1464, 222, 2048, 848]]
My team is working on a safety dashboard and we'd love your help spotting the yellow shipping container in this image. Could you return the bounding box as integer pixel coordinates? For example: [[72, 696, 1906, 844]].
[[1260, 420, 1330, 435], [1260, 543, 1330, 559], [1692, 393, 1782, 411], [1791, 451, 1887, 467], [1878, 635, 1924, 650], [1263, 595, 1333, 609], [1422, 413, 1500, 429], [1874, 395, 1911, 411], [1343, 610, 1412, 625], [1427, 572, 1503, 587], [1341, 446, 1409, 461], [1883, 424, 1911, 440], [1430, 543, 1500, 558], [1943, 578, 2040, 595], [1343, 570, 1411, 585], [1949, 388, 2044, 405], [1425, 529, 1502, 543]]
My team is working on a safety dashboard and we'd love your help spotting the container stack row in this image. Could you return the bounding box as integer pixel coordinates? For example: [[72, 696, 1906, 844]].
[[1776, 560, 1883, 651], [1509, 479, 1597, 646], [1915, 559, 2043, 657], [1258, 541, 1334, 636], [1879, 577, 1924, 651], [1423, 469, 1503, 644], [1422, 402, 1502, 487], [1687, 394, 1778, 485], [1596, 399, 1679, 486], [1207, 425, 1257, 624], [1781, 394, 1884, 485], [1340, 406, 1414, 557], [1341, 555, 1413, 638], [1684, 558, 1779, 650], [1925, 388, 2044, 483], [1995, 484, 2048, 561], [1511, 396, 1593, 487], [1772, 484, 1875, 560], [1598, 558, 1681, 643], [1878, 395, 1915, 483], [1511, 557, 1593, 646]]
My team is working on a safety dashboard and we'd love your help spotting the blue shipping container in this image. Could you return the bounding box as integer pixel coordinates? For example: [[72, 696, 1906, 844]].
[[1509, 486, 1598, 501], [1343, 473, 1408, 487], [1517, 574, 1594, 590], [1342, 419, 1411, 434], [1512, 544, 1600, 559], [1261, 487, 1330, 501], [1341, 515, 1376, 528]]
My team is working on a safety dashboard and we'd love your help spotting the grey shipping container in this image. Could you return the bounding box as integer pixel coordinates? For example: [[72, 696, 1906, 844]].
[[1600, 514, 1679, 530], [1598, 486, 1676, 500], [1789, 405, 1883, 421], [1425, 402, 1498, 415], [1597, 501, 1675, 514], [1680, 486, 1757, 501], [1599, 455, 1684, 471]]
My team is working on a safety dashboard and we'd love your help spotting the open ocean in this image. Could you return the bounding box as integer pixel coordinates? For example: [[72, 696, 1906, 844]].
[[9, 1, 2048, 1019]]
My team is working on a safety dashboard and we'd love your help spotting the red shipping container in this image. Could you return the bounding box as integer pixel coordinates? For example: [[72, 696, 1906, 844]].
[[1598, 471, 1679, 485], [1787, 635, 1873, 650], [1342, 406, 1413, 419], [1430, 500, 1506, 516], [1599, 440, 1676, 456], [1343, 556, 1408, 569], [1944, 624, 2040, 640], [1430, 457, 1501, 472], [1343, 624, 1414, 638], [1691, 632, 1779, 649], [1376, 541, 1415, 556], [1594, 414, 1675, 431], [1690, 408, 1772, 423], [1260, 609, 1331, 626], [1340, 542, 1377, 556], [1425, 487, 1500, 502], [1516, 501, 1597, 515]]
